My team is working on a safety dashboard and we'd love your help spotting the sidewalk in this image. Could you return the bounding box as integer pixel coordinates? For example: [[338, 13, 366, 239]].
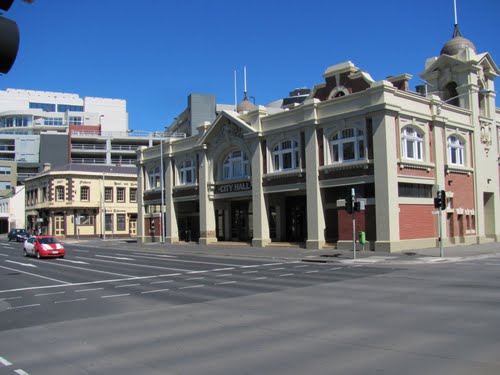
[[61, 237, 500, 265]]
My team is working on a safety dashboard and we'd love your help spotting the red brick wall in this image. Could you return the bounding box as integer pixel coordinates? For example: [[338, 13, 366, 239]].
[[445, 172, 475, 237], [337, 207, 375, 241], [399, 204, 436, 239]]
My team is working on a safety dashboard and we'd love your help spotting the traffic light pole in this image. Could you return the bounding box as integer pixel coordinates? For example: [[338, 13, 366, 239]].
[[438, 206, 444, 258], [351, 188, 356, 260]]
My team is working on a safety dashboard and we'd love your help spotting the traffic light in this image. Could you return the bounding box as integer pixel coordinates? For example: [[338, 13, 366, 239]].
[[0, 0, 20, 74], [345, 192, 354, 214], [434, 190, 446, 210]]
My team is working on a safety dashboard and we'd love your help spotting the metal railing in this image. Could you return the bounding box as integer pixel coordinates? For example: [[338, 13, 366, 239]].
[[72, 144, 107, 150], [71, 158, 106, 165]]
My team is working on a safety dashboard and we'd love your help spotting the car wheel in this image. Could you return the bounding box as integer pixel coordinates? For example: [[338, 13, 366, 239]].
[[36, 251, 41, 259]]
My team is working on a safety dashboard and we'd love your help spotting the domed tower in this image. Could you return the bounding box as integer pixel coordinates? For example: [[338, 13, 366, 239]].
[[236, 66, 256, 114], [440, 24, 476, 57]]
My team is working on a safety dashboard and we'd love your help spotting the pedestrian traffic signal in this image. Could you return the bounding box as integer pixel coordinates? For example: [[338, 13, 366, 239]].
[[345, 193, 354, 214], [0, 0, 20, 74], [434, 190, 446, 210]]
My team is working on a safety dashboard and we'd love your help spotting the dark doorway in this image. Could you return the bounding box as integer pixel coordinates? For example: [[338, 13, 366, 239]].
[[285, 196, 307, 242], [231, 202, 249, 241]]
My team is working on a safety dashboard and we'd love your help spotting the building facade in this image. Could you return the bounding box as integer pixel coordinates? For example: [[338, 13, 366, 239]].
[[25, 164, 138, 238], [0, 185, 25, 232], [137, 27, 499, 252]]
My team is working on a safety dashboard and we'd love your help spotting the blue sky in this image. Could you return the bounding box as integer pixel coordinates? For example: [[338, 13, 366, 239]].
[[2, 0, 499, 132]]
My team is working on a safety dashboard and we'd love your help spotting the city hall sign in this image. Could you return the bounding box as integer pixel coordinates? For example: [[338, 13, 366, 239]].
[[215, 181, 252, 194]]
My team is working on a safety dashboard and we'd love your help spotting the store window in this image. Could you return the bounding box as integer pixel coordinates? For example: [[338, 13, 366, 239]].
[[401, 127, 423, 161]]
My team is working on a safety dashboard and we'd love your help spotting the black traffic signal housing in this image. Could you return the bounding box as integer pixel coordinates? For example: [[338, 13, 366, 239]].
[[434, 190, 446, 210], [0, 0, 20, 74], [345, 193, 354, 214], [354, 201, 361, 212]]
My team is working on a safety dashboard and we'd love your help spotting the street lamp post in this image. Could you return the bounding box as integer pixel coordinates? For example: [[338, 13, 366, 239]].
[[159, 134, 166, 243], [102, 172, 106, 240]]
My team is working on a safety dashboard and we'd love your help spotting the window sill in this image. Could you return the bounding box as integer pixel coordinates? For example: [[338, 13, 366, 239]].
[[445, 165, 473, 176], [263, 169, 304, 180], [398, 160, 434, 172], [320, 160, 371, 172]]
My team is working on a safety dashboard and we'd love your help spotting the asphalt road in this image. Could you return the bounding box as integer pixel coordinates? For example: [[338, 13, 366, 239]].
[[0, 241, 499, 374]]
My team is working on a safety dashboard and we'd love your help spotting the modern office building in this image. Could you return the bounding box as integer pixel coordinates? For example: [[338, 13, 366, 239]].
[[137, 25, 499, 252], [24, 164, 138, 238]]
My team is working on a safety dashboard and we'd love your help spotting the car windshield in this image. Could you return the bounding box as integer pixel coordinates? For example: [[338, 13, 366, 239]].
[[16, 230, 27, 234], [38, 237, 58, 245]]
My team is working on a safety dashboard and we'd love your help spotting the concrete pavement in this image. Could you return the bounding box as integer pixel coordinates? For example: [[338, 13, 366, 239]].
[[59, 236, 500, 265]]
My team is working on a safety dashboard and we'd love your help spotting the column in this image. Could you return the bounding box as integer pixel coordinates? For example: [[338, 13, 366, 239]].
[[304, 127, 325, 249], [165, 156, 179, 244], [251, 139, 270, 247], [198, 150, 217, 245]]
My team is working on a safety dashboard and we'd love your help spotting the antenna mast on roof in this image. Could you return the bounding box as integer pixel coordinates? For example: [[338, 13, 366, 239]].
[[454, 0, 458, 26], [234, 68, 237, 111], [243, 65, 248, 100]]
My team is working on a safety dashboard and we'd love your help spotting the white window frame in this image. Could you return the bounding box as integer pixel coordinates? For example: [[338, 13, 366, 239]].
[[222, 150, 249, 180], [272, 140, 299, 172], [330, 127, 365, 164], [401, 126, 423, 161], [148, 166, 160, 189], [178, 159, 196, 185], [55, 186, 65, 201], [448, 135, 464, 166]]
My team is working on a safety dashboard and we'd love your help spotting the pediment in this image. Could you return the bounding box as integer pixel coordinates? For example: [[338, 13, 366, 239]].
[[197, 110, 256, 147]]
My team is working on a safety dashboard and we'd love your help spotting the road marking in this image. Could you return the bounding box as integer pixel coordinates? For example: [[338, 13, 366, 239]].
[[0, 296, 21, 301], [179, 285, 204, 290], [142, 288, 170, 294], [115, 283, 140, 288], [294, 265, 308, 268], [242, 270, 258, 274], [54, 298, 87, 304], [279, 273, 294, 277], [15, 369, 30, 375], [150, 280, 174, 285], [0, 356, 12, 366], [0, 253, 8, 257], [8, 304, 40, 310], [101, 293, 130, 299], [329, 267, 342, 270], [215, 281, 236, 285], [187, 270, 209, 274], [56, 259, 89, 264], [5, 260, 36, 268], [75, 288, 104, 293], [95, 255, 134, 261], [35, 291, 65, 297], [240, 265, 259, 268], [0, 265, 69, 285], [131, 253, 177, 258], [251, 277, 267, 280], [76, 256, 190, 272], [216, 273, 232, 277], [129, 254, 244, 267], [262, 263, 285, 267], [186, 277, 205, 281], [40, 260, 135, 277], [212, 267, 235, 272], [306, 270, 319, 273], [270, 267, 285, 271]]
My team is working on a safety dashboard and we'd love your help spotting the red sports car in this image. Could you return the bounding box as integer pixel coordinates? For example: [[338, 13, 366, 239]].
[[23, 236, 65, 259]]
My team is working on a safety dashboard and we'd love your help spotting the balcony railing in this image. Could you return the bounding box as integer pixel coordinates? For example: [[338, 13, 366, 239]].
[[72, 144, 107, 150], [71, 158, 106, 165]]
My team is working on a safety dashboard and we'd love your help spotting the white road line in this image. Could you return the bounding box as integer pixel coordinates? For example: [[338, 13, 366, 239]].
[[54, 298, 87, 304], [76, 256, 190, 272], [101, 293, 130, 299], [0, 296, 21, 301], [129, 254, 244, 267], [306, 270, 319, 273], [75, 288, 104, 293], [261, 263, 285, 267], [215, 281, 236, 285], [150, 280, 174, 285], [56, 259, 88, 264], [215, 273, 232, 277], [95, 255, 134, 261], [240, 265, 259, 268], [35, 291, 66, 297], [142, 288, 170, 294], [279, 274, 294, 277], [187, 270, 209, 274], [251, 277, 267, 280], [186, 277, 204, 281], [0, 265, 70, 285], [0, 253, 8, 257], [270, 267, 285, 271], [329, 267, 342, 270], [132, 252, 177, 258], [242, 270, 258, 274], [5, 260, 36, 268], [212, 267, 235, 271], [115, 283, 140, 288], [179, 285, 204, 290], [0, 356, 12, 366], [14, 369, 30, 375], [294, 265, 308, 268], [8, 304, 40, 310], [36, 260, 134, 278]]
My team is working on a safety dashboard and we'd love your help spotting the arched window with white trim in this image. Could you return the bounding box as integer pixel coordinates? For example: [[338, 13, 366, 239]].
[[447, 135, 464, 166], [178, 159, 196, 185], [330, 128, 365, 163], [401, 127, 423, 161], [222, 150, 249, 180], [272, 140, 299, 172], [148, 166, 160, 189]]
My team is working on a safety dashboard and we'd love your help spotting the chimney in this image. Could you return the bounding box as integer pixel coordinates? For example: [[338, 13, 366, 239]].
[[42, 163, 52, 172]]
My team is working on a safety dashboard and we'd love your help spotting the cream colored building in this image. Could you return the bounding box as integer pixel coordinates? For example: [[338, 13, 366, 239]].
[[25, 164, 138, 238], [137, 25, 500, 252]]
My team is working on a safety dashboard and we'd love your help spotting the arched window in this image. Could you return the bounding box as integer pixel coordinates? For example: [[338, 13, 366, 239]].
[[448, 136, 464, 166], [223, 150, 249, 179], [443, 82, 459, 106], [330, 128, 365, 163], [178, 159, 196, 185], [272, 140, 299, 171], [55, 186, 65, 201], [401, 127, 423, 161], [148, 166, 160, 189]]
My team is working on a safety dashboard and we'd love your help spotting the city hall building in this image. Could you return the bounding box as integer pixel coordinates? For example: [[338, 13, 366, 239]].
[[137, 26, 500, 252]]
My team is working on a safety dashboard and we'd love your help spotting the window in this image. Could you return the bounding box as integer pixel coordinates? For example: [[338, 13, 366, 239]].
[[29, 102, 55, 112], [448, 136, 464, 166], [117, 187, 125, 203], [78, 215, 94, 226], [117, 214, 126, 231], [222, 150, 249, 180], [398, 183, 432, 198], [68, 116, 83, 125], [0, 116, 31, 128], [42, 187, 47, 202], [272, 140, 299, 172], [105, 214, 113, 231], [56, 186, 65, 201], [43, 117, 64, 126], [330, 128, 365, 163], [80, 186, 89, 201], [129, 188, 137, 203], [179, 159, 196, 185], [105, 187, 113, 202], [0, 181, 11, 190], [57, 104, 84, 112], [401, 127, 423, 161], [0, 166, 11, 175], [148, 166, 160, 189]]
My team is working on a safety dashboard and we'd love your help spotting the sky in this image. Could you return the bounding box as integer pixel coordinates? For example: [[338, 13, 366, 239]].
[[1, 0, 499, 133]]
